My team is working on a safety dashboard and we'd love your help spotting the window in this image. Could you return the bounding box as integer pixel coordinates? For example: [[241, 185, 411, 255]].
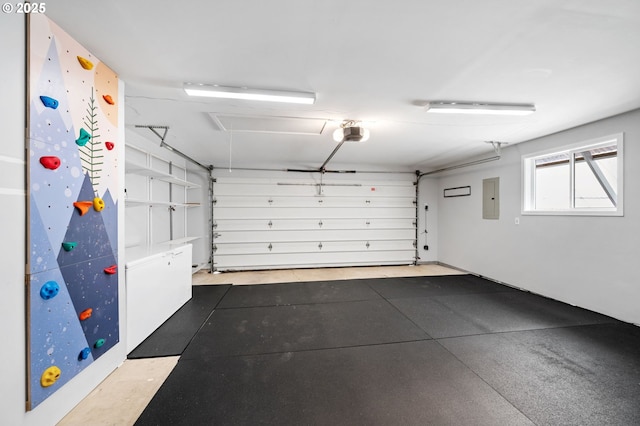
[[522, 133, 623, 216]]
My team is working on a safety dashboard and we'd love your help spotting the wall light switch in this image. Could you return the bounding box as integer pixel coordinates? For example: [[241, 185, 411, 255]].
[[515, 217, 520, 225]]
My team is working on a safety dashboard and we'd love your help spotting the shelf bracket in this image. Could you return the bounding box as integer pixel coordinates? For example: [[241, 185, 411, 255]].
[[135, 125, 213, 172]]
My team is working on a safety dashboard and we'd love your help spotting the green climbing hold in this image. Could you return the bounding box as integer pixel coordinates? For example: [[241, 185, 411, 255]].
[[62, 242, 77, 252], [94, 338, 106, 348], [76, 128, 91, 146]]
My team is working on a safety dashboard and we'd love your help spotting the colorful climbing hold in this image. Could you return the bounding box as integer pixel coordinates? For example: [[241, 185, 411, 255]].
[[39, 156, 61, 170], [79, 308, 93, 321], [94, 338, 106, 349], [61, 241, 77, 252], [78, 347, 91, 361], [39, 95, 59, 109], [40, 366, 61, 387], [40, 281, 60, 300], [103, 94, 115, 105], [104, 265, 117, 275], [105, 142, 115, 150], [76, 128, 91, 146], [77, 56, 94, 70], [73, 201, 93, 216], [93, 197, 105, 212]]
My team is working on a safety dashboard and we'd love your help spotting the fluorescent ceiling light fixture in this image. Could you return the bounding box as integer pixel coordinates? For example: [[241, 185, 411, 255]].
[[425, 101, 536, 116], [184, 83, 316, 104]]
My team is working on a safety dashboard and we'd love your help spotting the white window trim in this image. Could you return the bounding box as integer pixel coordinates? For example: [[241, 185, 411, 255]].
[[521, 133, 624, 216]]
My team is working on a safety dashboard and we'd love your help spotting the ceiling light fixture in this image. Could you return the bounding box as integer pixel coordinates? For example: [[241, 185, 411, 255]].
[[425, 101, 536, 116], [332, 120, 370, 142], [184, 83, 316, 105]]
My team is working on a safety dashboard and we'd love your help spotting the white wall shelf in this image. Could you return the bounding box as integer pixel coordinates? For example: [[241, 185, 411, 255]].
[[125, 159, 201, 188], [125, 198, 200, 208], [124, 144, 203, 251], [161, 236, 203, 245]]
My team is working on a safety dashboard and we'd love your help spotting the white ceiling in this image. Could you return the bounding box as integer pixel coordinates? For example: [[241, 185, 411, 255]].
[[47, 0, 640, 172]]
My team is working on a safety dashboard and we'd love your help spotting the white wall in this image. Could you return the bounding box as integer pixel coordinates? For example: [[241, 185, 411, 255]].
[[431, 109, 640, 325], [416, 176, 439, 263], [1, 17, 126, 425]]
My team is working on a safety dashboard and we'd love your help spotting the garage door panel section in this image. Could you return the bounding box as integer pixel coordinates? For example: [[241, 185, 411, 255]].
[[213, 206, 415, 220], [215, 251, 417, 270], [213, 173, 417, 270], [214, 228, 416, 243], [214, 195, 415, 208], [214, 218, 416, 232], [215, 239, 415, 255]]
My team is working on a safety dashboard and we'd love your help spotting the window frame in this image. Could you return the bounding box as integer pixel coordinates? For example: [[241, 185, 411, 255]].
[[521, 133, 624, 216]]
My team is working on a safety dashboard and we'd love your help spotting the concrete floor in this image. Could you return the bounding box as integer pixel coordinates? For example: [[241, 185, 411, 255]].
[[58, 264, 464, 425]]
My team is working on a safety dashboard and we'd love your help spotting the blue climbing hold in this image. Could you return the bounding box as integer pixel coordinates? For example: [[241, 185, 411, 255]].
[[76, 128, 91, 147], [39, 95, 59, 109], [40, 281, 60, 300], [78, 347, 91, 361]]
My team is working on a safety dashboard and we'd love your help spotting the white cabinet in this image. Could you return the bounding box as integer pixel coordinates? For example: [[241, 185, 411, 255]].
[[124, 141, 209, 353], [125, 244, 192, 352]]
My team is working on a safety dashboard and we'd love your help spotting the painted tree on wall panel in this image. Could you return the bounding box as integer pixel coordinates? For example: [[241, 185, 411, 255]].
[[79, 87, 105, 189]]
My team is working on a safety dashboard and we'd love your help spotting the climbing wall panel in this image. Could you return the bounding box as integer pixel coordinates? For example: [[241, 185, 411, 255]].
[[26, 14, 120, 410]]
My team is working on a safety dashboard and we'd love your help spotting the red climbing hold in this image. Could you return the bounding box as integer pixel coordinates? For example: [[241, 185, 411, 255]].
[[40, 156, 61, 170], [105, 142, 115, 150], [79, 308, 93, 321], [73, 201, 93, 216], [103, 94, 115, 105], [104, 265, 117, 275]]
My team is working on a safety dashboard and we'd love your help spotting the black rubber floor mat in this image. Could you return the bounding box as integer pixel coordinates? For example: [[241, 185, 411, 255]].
[[181, 299, 429, 359], [127, 285, 230, 359], [217, 279, 383, 308], [135, 341, 533, 426], [367, 274, 517, 299], [440, 323, 640, 425], [390, 290, 615, 338]]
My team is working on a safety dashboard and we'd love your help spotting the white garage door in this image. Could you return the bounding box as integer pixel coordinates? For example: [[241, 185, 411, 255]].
[[212, 171, 417, 271]]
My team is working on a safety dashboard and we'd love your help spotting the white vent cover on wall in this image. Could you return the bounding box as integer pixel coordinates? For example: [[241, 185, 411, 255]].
[[209, 114, 328, 135]]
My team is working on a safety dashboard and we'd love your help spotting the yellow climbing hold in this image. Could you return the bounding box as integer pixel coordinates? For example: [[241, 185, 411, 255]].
[[93, 197, 105, 212], [77, 56, 94, 70], [40, 366, 61, 387]]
